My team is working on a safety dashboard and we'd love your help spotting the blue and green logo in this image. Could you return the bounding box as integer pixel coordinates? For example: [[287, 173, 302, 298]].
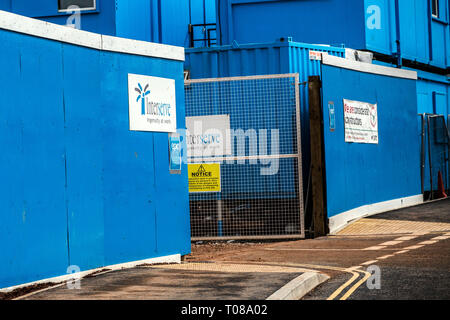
[[135, 83, 151, 115]]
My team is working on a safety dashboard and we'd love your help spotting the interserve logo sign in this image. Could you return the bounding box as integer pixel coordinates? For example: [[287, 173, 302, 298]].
[[128, 73, 177, 133]]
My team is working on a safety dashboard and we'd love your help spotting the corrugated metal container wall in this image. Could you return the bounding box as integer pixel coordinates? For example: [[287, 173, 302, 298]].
[[217, 0, 449, 70], [215, 0, 365, 50], [365, 0, 449, 70], [185, 40, 345, 197]]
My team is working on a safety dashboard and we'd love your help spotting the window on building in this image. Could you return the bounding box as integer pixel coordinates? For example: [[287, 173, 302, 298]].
[[431, 0, 439, 18], [58, 0, 96, 12]]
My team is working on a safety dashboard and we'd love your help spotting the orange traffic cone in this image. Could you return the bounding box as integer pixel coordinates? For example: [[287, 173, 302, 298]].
[[437, 171, 448, 199]]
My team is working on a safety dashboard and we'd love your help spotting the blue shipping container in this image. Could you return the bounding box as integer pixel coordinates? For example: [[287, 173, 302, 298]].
[[216, 0, 449, 70], [185, 40, 345, 197]]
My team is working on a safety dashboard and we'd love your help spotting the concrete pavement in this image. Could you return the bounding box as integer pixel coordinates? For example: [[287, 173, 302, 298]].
[[7, 198, 450, 300], [18, 263, 325, 300]]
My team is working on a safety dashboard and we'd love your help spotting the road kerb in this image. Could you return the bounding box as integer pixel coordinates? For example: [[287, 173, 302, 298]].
[[266, 272, 330, 300]]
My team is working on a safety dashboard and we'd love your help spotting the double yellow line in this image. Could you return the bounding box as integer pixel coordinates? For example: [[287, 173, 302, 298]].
[[327, 267, 371, 300], [220, 260, 371, 300]]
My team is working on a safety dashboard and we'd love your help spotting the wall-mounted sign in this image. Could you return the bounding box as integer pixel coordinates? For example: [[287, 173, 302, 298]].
[[128, 73, 177, 133], [169, 133, 182, 174], [309, 50, 328, 60], [188, 163, 221, 193], [328, 102, 336, 132], [186, 115, 232, 157], [343, 99, 378, 144]]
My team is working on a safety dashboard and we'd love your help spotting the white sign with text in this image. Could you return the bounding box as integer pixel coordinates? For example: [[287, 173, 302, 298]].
[[128, 74, 177, 133], [343, 99, 379, 144], [186, 115, 232, 157]]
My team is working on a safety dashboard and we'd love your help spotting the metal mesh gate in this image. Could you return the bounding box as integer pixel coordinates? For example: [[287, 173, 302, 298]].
[[184, 74, 304, 240]]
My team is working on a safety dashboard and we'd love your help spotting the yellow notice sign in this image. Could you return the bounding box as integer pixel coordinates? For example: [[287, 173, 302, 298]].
[[188, 163, 221, 193]]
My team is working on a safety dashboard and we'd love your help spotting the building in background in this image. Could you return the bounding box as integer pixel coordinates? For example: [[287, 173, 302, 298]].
[[214, 0, 449, 118], [0, 0, 217, 47]]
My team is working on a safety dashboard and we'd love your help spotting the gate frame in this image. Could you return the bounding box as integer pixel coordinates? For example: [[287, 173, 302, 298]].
[[421, 113, 450, 200], [185, 73, 305, 240]]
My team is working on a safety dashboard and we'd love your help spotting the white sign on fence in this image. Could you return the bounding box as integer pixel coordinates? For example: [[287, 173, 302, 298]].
[[128, 74, 177, 133], [186, 115, 232, 157], [343, 99, 378, 144]]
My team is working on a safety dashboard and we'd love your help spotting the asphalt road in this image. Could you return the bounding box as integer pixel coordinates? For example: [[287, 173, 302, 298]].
[[303, 199, 450, 300]]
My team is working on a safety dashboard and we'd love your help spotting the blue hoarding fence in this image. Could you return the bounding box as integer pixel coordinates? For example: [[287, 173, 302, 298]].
[[318, 55, 423, 234], [0, 10, 190, 290]]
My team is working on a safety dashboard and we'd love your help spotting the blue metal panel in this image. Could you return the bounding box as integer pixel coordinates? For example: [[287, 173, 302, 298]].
[[0, 30, 69, 288], [161, 0, 191, 47], [417, 73, 450, 116], [398, 0, 429, 64], [365, 0, 396, 56], [217, 0, 365, 49], [0, 0, 11, 10], [9, 0, 117, 37], [1, 0, 193, 47], [321, 64, 421, 218], [191, 0, 216, 24], [115, 0, 152, 42], [365, 0, 449, 69], [0, 26, 189, 288], [99, 52, 190, 266], [115, 0, 191, 46], [153, 133, 191, 255], [61, 45, 105, 271]]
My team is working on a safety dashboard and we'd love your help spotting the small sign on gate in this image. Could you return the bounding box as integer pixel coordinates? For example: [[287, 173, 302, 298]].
[[188, 163, 221, 193]]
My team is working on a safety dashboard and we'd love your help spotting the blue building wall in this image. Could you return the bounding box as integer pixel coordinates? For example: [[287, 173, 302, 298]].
[[216, 0, 366, 49], [0, 0, 10, 10], [216, 0, 449, 71], [0, 0, 217, 47], [365, 0, 449, 70], [4, 0, 117, 37], [0, 21, 190, 289], [320, 63, 421, 218]]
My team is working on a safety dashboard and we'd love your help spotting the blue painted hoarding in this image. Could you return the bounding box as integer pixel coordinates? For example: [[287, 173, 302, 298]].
[[320, 60, 421, 219], [0, 13, 190, 289]]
